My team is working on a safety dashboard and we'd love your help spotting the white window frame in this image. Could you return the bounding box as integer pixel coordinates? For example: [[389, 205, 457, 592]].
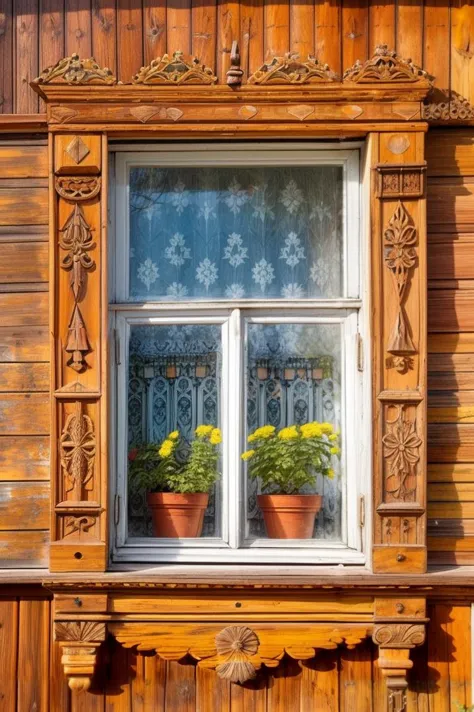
[[109, 142, 370, 565]]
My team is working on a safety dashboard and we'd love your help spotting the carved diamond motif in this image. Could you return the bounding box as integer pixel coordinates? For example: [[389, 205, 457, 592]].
[[66, 136, 90, 165], [287, 105, 314, 121]]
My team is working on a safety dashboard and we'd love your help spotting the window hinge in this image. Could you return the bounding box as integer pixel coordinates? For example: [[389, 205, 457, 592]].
[[114, 494, 121, 526], [359, 495, 365, 528], [357, 333, 364, 372], [114, 328, 121, 366]]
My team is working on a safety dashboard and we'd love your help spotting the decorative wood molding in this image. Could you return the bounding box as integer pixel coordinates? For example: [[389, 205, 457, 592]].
[[215, 626, 260, 683], [33, 53, 116, 85], [384, 202, 417, 369], [248, 52, 337, 84], [423, 89, 474, 121], [226, 42, 243, 87], [343, 44, 430, 85], [376, 164, 426, 199], [55, 176, 102, 201], [55, 621, 106, 691], [373, 622, 425, 647], [132, 51, 217, 84], [382, 404, 422, 502], [66, 136, 91, 164], [60, 401, 96, 499]]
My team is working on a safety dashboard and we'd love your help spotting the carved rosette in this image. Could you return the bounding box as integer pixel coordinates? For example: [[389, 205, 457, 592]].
[[60, 401, 96, 498], [248, 52, 337, 84], [384, 202, 417, 372], [132, 51, 217, 84], [55, 621, 106, 692], [33, 53, 116, 84], [215, 626, 260, 683], [382, 404, 422, 501], [343, 44, 430, 84]]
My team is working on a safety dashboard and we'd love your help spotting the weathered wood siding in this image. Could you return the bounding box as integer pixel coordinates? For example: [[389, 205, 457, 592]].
[[427, 128, 474, 564], [0, 0, 472, 113], [0, 596, 471, 711], [0, 140, 49, 568]]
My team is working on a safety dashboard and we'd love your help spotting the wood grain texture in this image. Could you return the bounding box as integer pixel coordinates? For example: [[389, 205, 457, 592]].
[[0, 0, 14, 114], [92, 0, 117, 75], [0, 326, 49, 362], [0, 393, 49, 433], [0, 481, 49, 529], [17, 599, 50, 712], [143, 0, 166, 68], [65, 0, 92, 59], [0, 188, 48, 225], [423, 0, 450, 90], [14, 0, 39, 114], [0, 598, 18, 711], [0, 242, 48, 284], [0, 530, 48, 566], [117, 0, 142, 83], [0, 292, 48, 325], [0, 435, 49, 479], [315, 0, 341, 74], [167, 0, 191, 56], [0, 362, 49, 391]]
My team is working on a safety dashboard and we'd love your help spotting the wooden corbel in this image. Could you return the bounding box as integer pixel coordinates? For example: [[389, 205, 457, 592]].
[[55, 621, 106, 691], [373, 598, 428, 711]]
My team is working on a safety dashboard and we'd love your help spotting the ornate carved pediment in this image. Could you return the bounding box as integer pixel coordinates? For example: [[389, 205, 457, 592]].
[[343, 45, 430, 84], [423, 88, 474, 121], [33, 53, 116, 85], [248, 52, 337, 84], [132, 50, 217, 84]]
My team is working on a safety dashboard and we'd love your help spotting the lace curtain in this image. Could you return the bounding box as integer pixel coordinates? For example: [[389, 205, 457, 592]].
[[129, 165, 343, 300]]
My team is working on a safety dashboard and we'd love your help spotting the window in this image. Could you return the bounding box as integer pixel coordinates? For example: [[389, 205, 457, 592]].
[[110, 143, 368, 563]]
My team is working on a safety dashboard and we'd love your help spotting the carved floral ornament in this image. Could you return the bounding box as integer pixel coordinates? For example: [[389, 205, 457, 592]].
[[382, 405, 422, 501], [343, 44, 431, 84], [247, 52, 337, 84], [34, 53, 116, 84], [60, 401, 96, 496], [132, 50, 217, 84]]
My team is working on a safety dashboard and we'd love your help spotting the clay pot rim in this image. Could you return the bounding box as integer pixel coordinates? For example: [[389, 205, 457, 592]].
[[147, 491, 209, 507], [257, 493, 322, 512]]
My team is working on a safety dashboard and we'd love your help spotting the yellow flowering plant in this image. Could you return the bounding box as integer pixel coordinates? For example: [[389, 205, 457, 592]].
[[242, 422, 340, 494], [128, 425, 221, 495]]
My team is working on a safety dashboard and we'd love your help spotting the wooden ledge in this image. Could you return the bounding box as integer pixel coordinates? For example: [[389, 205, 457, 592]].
[[0, 114, 47, 132]]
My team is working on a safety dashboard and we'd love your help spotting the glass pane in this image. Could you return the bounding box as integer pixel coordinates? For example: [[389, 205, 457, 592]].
[[245, 322, 342, 541], [127, 324, 222, 538], [129, 165, 343, 300]]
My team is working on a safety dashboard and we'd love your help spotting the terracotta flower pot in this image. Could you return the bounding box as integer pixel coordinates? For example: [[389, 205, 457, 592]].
[[147, 492, 209, 538], [257, 494, 323, 539]]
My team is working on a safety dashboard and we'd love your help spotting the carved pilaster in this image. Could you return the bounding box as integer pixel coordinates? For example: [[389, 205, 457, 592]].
[[55, 621, 106, 691]]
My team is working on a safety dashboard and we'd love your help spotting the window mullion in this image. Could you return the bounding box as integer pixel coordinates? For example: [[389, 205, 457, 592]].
[[226, 308, 242, 549]]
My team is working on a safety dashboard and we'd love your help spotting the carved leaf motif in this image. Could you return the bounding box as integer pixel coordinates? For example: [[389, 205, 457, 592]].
[[373, 623, 425, 648], [248, 52, 337, 84], [287, 105, 314, 121], [65, 304, 90, 373], [33, 53, 116, 84], [55, 621, 106, 642], [382, 405, 422, 500], [59, 203, 96, 300], [132, 51, 217, 84], [60, 401, 96, 495], [215, 626, 260, 683], [55, 176, 101, 202], [343, 44, 430, 84]]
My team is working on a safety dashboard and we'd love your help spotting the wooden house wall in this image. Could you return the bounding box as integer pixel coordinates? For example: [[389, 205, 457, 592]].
[[0, 595, 471, 711], [0, 0, 472, 114], [0, 140, 49, 568]]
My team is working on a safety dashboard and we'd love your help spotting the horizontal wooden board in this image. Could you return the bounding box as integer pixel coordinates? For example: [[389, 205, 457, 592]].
[[428, 463, 474, 483], [0, 145, 47, 178], [0, 326, 49, 362], [0, 436, 49, 480], [0, 292, 48, 326], [428, 333, 474, 353], [428, 444, 474, 463], [0, 394, 49, 434], [0, 363, 49, 391], [428, 391, 474, 406], [428, 242, 474, 281], [427, 181, 474, 233], [0, 227, 48, 242], [428, 353, 474, 371], [428, 408, 474, 423], [428, 502, 474, 519], [426, 130, 474, 177], [428, 483, 474, 502], [428, 372, 474, 390], [0, 242, 48, 283], [427, 536, 474, 552], [0, 531, 48, 567], [428, 291, 474, 332], [0, 481, 49, 530], [0, 188, 48, 226]]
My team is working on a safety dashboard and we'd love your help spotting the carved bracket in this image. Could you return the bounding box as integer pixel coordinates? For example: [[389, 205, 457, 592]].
[[55, 621, 106, 691]]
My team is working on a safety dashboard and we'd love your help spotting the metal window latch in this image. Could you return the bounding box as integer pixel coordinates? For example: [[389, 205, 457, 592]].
[[357, 333, 364, 372], [114, 494, 121, 526], [359, 495, 365, 528]]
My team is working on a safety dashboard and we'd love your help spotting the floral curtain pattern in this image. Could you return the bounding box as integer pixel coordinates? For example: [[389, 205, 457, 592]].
[[129, 165, 343, 300]]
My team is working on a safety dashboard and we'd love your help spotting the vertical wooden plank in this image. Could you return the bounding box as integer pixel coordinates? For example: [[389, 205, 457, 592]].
[[143, 0, 166, 66], [339, 640, 372, 712], [14, 0, 39, 114], [407, 642, 429, 712], [50, 638, 70, 712], [217, 0, 239, 82], [71, 641, 105, 712], [117, 0, 141, 81], [230, 671, 267, 712], [65, 0, 92, 58], [0, 0, 13, 113], [368, 0, 395, 52], [105, 639, 132, 711], [165, 661, 196, 712], [196, 666, 230, 712], [396, 0, 423, 67], [92, 0, 117, 75], [300, 653, 339, 711], [192, 0, 217, 68], [0, 599, 18, 712], [427, 605, 451, 712], [40, 0, 64, 71], [342, 0, 368, 71], [423, 0, 450, 89], [315, 0, 341, 74], [371, 644, 386, 712], [447, 606, 472, 710], [264, 0, 289, 60], [240, 0, 263, 76], [290, 0, 313, 58], [17, 599, 50, 712], [266, 658, 301, 711], [451, 0, 474, 105], [166, 0, 191, 55]]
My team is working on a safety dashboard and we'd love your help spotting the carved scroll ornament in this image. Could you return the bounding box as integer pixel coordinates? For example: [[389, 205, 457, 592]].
[[248, 52, 337, 84], [60, 401, 96, 497], [133, 51, 217, 84], [382, 405, 422, 501], [56, 176, 102, 202], [384, 202, 417, 373], [343, 44, 430, 84], [33, 53, 116, 84]]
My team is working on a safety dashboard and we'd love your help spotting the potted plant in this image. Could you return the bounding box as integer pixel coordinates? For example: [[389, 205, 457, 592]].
[[241, 422, 340, 539], [128, 424, 221, 538]]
